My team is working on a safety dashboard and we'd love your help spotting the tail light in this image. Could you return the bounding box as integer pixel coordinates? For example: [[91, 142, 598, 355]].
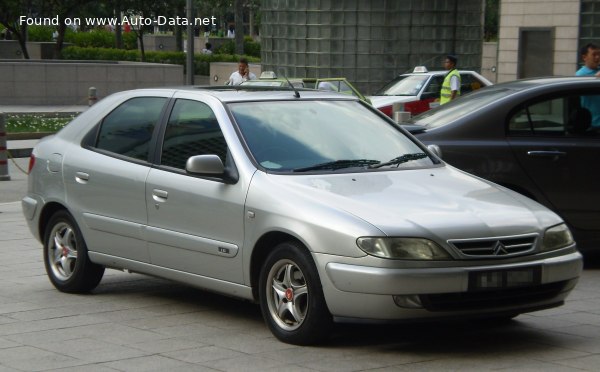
[[28, 154, 35, 174], [378, 105, 393, 118]]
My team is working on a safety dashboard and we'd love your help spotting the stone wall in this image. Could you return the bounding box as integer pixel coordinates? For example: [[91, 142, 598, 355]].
[[497, 0, 581, 82], [0, 60, 183, 105]]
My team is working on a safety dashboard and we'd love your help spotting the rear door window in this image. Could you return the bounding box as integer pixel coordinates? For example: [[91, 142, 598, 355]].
[[95, 97, 167, 161]]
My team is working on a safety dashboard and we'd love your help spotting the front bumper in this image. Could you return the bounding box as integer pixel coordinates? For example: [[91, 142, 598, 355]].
[[318, 250, 582, 320]]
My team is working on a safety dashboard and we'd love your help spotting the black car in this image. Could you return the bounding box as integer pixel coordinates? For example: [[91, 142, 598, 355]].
[[405, 77, 600, 252]]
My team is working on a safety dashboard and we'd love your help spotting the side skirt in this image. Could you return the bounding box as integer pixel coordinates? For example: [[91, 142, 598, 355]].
[[88, 252, 255, 301]]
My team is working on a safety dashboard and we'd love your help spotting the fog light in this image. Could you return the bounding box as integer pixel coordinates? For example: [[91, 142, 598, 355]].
[[393, 295, 423, 309]]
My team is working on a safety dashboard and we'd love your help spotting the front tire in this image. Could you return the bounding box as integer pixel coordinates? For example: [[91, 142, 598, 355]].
[[259, 241, 332, 345], [43, 210, 104, 293]]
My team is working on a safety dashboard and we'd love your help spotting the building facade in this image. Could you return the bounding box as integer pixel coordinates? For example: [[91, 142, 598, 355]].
[[494, 0, 599, 82], [260, 0, 484, 94]]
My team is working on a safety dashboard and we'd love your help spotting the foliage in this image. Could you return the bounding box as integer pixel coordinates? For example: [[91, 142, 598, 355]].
[[5, 114, 75, 133], [484, 0, 499, 41], [61, 46, 260, 75], [65, 29, 137, 49], [25, 26, 138, 49], [217, 36, 261, 57], [27, 26, 54, 42]]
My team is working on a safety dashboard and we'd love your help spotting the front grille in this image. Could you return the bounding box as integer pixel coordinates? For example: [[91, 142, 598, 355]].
[[419, 280, 574, 312], [448, 235, 537, 258]]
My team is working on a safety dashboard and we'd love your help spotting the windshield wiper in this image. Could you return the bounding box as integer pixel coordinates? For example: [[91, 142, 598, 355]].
[[368, 153, 428, 169], [293, 159, 380, 172]]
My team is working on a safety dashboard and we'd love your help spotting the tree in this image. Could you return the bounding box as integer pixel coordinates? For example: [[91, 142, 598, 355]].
[[234, 0, 243, 54], [0, 0, 35, 59]]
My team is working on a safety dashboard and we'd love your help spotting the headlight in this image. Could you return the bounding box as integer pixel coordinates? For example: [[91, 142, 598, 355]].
[[541, 224, 574, 252], [356, 237, 452, 260]]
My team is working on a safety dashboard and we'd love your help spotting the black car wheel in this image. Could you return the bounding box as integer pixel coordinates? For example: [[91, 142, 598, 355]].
[[43, 210, 104, 293], [259, 241, 332, 345]]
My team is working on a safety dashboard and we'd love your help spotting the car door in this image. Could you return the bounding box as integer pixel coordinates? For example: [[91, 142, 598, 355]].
[[64, 95, 170, 262], [145, 95, 247, 283], [507, 91, 600, 232]]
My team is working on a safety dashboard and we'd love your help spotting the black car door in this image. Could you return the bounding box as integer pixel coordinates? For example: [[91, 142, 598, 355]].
[[507, 91, 600, 232]]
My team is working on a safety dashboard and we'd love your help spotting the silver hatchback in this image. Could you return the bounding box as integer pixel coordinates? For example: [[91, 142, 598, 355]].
[[22, 87, 582, 345]]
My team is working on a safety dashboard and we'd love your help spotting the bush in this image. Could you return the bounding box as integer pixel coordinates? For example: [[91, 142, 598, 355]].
[[64, 29, 137, 49], [61, 46, 260, 75], [217, 36, 261, 58], [28, 26, 54, 42], [26, 27, 138, 49]]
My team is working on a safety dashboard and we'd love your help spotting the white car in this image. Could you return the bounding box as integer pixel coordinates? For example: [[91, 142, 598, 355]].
[[369, 67, 492, 118]]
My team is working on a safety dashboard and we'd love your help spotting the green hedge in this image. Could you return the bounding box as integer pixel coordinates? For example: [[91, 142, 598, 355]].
[[61, 46, 260, 75], [26, 26, 137, 49], [217, 36, 261, 58]]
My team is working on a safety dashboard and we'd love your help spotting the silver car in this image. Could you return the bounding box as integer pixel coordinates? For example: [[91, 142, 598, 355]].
[[22, 87, 582, 345]]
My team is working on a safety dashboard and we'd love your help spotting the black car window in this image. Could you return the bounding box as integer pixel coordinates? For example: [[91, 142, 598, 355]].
[[423, 75, 443, 94], [160, 99, 227, 170], [460, 74, 484, 94], [509, 94, 599, 137], [95, 97, 167, 161], [509, 98, 565, 136]]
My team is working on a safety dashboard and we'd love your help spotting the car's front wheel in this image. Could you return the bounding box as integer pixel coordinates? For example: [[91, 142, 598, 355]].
[[259, 241, 332, 345], [43, 210, 104, 293]]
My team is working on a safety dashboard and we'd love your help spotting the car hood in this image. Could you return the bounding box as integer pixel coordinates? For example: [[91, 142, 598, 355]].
[[367, 95, 418, 109], [268, 166, 559, 241]]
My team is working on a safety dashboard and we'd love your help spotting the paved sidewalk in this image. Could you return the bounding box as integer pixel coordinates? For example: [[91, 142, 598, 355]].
[[2, 177, 600, 370]]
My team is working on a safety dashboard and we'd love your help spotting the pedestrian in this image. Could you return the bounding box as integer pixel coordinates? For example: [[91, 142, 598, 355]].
[[440, 54, 461, 104], [226, 58, 257, 85], [575, 43, 600, 77], [201, 42, 213, 54], [575, 43, 600, 128]]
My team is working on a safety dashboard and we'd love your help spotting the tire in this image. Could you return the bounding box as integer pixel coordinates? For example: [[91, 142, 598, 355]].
[[259, 241, 332, 345], [43, 210, 104, 293]]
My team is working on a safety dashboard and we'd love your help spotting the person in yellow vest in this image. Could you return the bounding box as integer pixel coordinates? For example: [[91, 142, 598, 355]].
[[440, 55, 461, 105]]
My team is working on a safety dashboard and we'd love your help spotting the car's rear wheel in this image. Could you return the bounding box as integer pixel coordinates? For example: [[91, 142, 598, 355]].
[[259, 241, 332, 345], [43, 210, 104, 293]]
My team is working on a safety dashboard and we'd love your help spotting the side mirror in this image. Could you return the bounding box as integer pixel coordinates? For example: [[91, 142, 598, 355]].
[[427, 144, 442, 159], [185, 155, 238, 183]]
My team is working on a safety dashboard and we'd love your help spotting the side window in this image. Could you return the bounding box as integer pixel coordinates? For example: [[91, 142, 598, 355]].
[[317, 81, 338, 92], [161, 99, 227, 170], [508, 97, 566, 136], [423, 76, 443, 95], [460, 74, 484, 94], [95, 97, 167, 160], [580, 94, 600, 131], [338, 81, 357, 97]]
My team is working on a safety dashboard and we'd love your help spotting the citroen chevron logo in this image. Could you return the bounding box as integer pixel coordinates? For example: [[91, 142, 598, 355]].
[[493, 241, 509, 255]]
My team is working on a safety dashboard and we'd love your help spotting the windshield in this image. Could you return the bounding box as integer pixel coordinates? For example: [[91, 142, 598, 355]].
[[229, 100, 435, 172], [374, 75, 429, 96], [407, 88, 513, 129]]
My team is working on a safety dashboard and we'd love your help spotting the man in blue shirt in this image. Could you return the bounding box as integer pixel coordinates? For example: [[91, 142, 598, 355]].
[[575, 43, 600, 128]]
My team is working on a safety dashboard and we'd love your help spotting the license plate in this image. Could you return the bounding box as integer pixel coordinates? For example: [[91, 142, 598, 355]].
[[469, 267, 541, 291]]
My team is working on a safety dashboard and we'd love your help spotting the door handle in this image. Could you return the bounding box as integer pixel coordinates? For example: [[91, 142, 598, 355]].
[[152, 189, 169, 202], [526, 150, 566, 158], [75, 172, 89, 184]]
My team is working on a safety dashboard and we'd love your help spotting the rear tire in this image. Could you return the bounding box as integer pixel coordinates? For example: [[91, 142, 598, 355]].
[[259, 241, 332, 345], [43, 210, 104, 293]]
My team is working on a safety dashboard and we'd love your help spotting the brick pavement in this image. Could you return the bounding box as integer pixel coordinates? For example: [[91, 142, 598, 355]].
[[1, 186, 600, 370]]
